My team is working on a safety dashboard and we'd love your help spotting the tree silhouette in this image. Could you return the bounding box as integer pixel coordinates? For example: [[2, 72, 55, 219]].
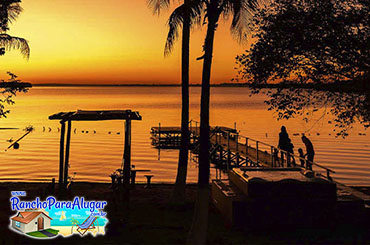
[[187, 0, 258, 243], [0, 0, 30, 119], [148, 0, 203, 205], [0, 72, 29, 118], [0, 0, 29, 59], [235, 0, 369, 136]]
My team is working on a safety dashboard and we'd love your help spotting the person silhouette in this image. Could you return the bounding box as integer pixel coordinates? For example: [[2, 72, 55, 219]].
[[302, 135, 314, 170], [298, 148, 305, 168], [278, 126, 295, 167]]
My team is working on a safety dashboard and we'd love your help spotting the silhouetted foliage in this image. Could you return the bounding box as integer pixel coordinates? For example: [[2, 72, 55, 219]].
[[0, 72, 29, 118], [236, 0, 369, 83], [0, 0, 29, 118], [235, 0, 369, 136], [264, 88, 370, 136], [0, 0, 29, 58]]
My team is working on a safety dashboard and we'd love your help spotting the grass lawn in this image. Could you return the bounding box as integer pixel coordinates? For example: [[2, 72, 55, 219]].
[[45, 229, 59, 235], [46, 228, 59, 235], [26, 231, 47, 238], [27, 229, 59, 238]]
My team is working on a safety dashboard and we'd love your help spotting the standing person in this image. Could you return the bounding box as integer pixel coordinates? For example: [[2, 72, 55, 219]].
[[298, 148, 305, 168], [302, 135, 315, 170], [278, 126, 295, 167]]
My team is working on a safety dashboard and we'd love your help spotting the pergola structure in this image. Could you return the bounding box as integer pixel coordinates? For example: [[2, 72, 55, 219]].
[[49, 110, 142, 189]]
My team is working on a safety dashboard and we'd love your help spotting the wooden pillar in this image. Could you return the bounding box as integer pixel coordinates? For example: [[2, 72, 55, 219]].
[[64, 120, 72, 185], [158, 122, 161, 148], [123, 120, 132, 186], [245, 138, 249, 165], [256, 141, 259, 165], [59, 121, 66, 185], [227, 132, 230, 170], [236, 133, 239, 167], [219, 146, 223, 166]]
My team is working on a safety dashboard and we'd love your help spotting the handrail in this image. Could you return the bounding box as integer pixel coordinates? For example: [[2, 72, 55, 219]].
[[189, 119, 335, 176], [238, 135, 335, 174]]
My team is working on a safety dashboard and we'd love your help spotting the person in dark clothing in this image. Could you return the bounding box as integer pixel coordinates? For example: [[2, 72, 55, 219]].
[[302, 135, 314, 170], [278, 126, 295, 167], [298, 148, 305, 168]]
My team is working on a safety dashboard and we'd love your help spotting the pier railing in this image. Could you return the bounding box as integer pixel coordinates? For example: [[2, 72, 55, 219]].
[[188, 120, 335, 180]]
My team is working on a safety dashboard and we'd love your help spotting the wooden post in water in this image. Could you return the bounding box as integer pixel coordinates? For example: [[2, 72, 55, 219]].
[[271, 146, 274, 167], [256, 141, 259, 165], [236, 133, 239, 167], [227, 132, 231, 170], [64, 120, 72, 185], [245, 138, 249, 165], [195, 121, 198, 136], [219, 145, 223, 167], [158, 122, 161, 148], [189, 120, 192, 145], [59, 121, 66, 186]]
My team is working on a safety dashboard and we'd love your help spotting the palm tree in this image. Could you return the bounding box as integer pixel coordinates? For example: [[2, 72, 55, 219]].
[[148, 0, 202, 204], [0, 0, 30, 59], [187, 0, 258, 243]]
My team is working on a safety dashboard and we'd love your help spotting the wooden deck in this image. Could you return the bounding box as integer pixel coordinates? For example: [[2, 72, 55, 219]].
[[151, 125, 290, 168], [151, 123, 370, 206]]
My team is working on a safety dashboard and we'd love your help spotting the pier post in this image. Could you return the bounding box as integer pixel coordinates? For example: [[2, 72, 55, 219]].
[[236, 133, 239, 167], [59, 121, 66, 186], [245, 138, 249, 165], [227, 132, 231, 169], [219, 146, 223, 166], [64, 120, 72, 185], [256, 141, 259, 165], [158, 123, 161, 148], [271, 146, 274, 167], [190, 120, 192, 145]]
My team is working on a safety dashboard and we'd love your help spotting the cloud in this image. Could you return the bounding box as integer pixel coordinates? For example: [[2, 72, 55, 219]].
[[71, 214, 81, 217], [54, 211, 63, 215], [85, 211, 91, 215]]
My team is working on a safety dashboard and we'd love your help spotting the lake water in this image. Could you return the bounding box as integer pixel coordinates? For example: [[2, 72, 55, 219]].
[[0, 87, 369, 186]]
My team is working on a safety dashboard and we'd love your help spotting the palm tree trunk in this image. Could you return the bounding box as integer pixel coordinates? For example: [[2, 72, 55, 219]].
[[187, 13, 218, 245], [170, 0, 191, 205]]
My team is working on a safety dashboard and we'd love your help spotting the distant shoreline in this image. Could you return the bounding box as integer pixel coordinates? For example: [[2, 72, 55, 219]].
[[30, 81, 369, 93], [31, 83, 250, 87]]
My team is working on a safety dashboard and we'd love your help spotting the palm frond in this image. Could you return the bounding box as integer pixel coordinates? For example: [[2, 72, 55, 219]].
[[7, 3, 23, 24], [164, 0, 204, 56], [147, 0, 171, 15], [164, 4, 183, 56], [218, 0, 260, 43], [0, 34, 30, 59], [0, 1, 23, 31]]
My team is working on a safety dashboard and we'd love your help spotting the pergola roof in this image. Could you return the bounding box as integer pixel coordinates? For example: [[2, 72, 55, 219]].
[[49, 110, 142, 121]]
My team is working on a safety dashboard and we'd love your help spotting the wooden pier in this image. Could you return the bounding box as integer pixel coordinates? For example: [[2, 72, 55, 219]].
[[150, 121, 370, 206], [150, 121, 332, 174]]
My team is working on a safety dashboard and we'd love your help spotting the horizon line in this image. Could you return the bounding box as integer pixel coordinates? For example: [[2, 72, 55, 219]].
[[31, 83, 249, 87]]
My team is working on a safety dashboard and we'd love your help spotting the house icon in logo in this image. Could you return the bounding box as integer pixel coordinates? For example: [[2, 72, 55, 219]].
[[11, 209, 53, 233]]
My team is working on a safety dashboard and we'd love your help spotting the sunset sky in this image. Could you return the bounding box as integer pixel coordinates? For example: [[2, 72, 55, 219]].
[[0, 0, 251, 85]]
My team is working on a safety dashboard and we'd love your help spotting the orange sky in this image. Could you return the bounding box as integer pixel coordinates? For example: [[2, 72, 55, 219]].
[[0, 0, 251, 85]]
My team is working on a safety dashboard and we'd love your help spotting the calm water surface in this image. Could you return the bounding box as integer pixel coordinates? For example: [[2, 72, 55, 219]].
[[0, 87, 369, 185]]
